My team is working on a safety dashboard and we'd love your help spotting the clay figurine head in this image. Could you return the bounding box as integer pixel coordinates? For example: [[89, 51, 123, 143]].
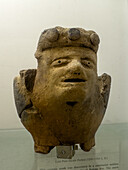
[[13, 26, 111, 155]]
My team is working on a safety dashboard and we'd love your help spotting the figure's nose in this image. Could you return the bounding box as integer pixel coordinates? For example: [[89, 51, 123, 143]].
[[68, 59, 84, 75]]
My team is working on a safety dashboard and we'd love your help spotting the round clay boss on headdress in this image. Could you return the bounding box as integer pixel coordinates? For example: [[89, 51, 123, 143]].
[[68, 28, 81, 40], [90, 33, 100, 46], [45, 28, 59, 42]]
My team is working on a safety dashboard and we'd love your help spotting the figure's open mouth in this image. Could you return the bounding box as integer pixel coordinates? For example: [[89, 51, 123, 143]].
[[64, 78, 86, 83], [66, 101, 78, 106]]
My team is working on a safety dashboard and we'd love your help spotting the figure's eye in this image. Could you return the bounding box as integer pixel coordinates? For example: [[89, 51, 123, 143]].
[[51, 58, 70, 67], [81, 59, 93, 68]]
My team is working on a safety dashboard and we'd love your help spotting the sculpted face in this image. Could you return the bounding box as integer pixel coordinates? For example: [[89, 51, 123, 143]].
[[33, 47, 98, 108]]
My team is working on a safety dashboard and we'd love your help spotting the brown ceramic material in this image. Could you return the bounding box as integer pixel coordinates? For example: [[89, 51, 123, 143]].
[[13, 26, 111, 154]]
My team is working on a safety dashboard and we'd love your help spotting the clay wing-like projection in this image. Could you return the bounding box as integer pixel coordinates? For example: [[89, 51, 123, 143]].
[[13, 69, 37, 118], [98, 73, 111, 110]]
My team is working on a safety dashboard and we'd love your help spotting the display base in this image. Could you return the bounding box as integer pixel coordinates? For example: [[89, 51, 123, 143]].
[[0, 123, 128, 170], [33, 142, 119, 170]]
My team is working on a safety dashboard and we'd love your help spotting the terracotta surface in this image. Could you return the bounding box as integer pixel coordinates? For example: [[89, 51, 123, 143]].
[[13, 26, 111, 154]]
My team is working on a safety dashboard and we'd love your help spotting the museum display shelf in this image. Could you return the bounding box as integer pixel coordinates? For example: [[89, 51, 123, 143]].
[[0, 123, 128, 170]]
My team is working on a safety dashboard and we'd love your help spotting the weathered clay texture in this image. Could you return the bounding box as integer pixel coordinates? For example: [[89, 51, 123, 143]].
[[13, 26, 111, 154]]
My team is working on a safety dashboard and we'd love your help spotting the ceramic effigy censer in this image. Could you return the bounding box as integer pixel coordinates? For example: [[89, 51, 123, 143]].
[[13, 26, 111, 158]]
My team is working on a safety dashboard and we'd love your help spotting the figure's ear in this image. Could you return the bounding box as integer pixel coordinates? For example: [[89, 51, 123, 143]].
[[20, 69, 37, 92]]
